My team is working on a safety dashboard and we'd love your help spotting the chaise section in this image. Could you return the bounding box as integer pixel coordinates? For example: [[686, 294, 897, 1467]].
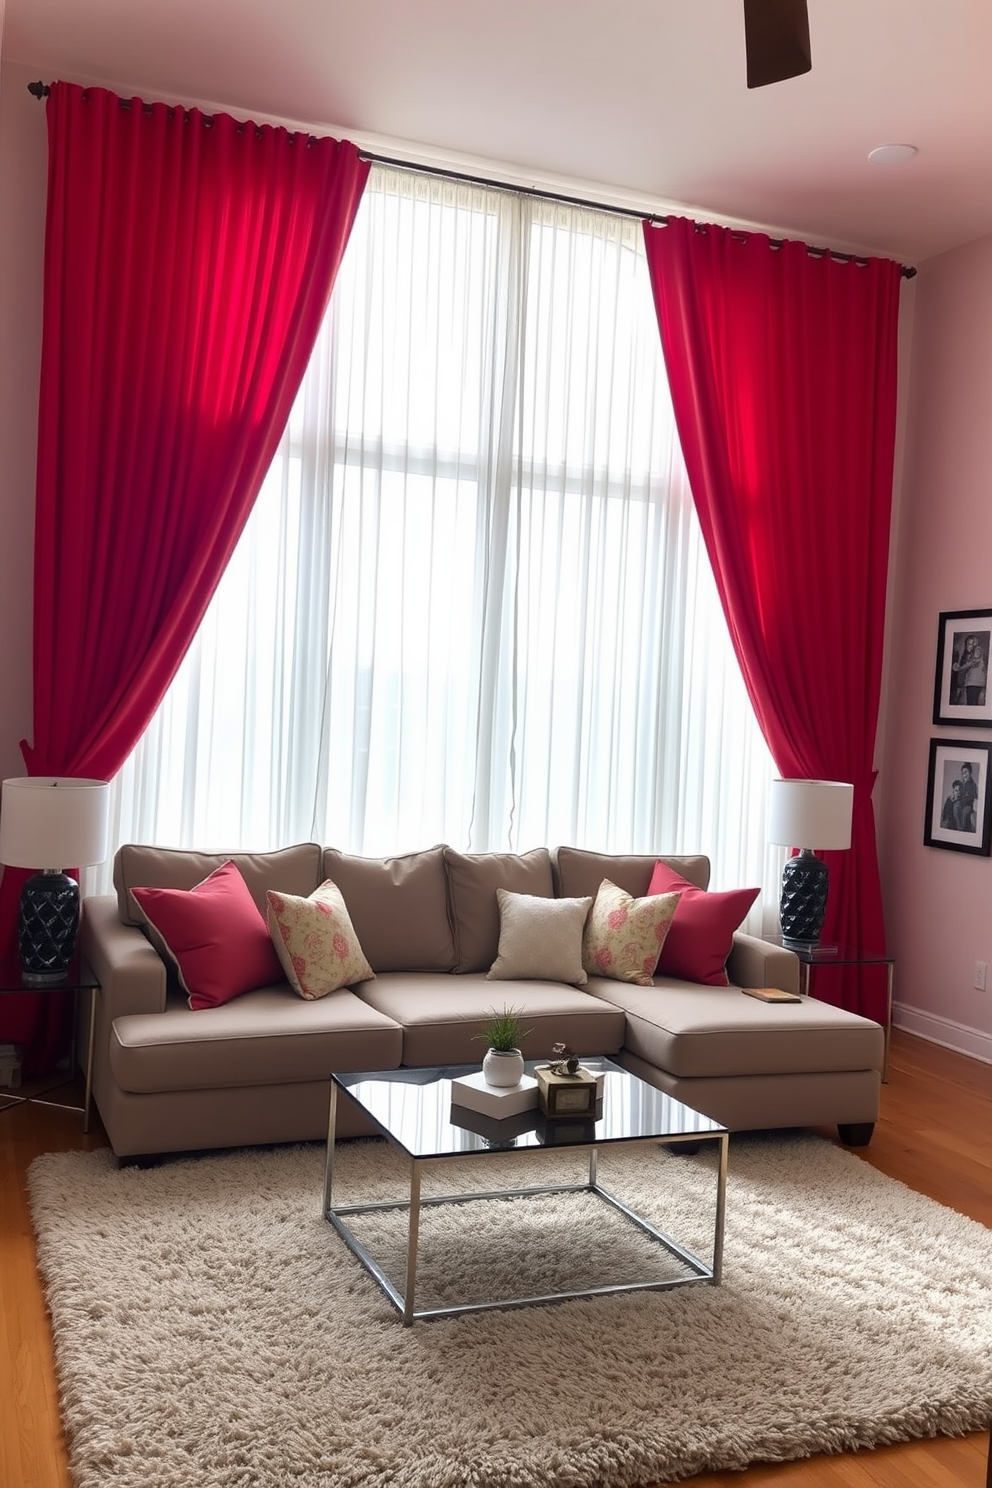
[[617, 1051, 881, 1140], [590, 978, 882, 1079], [585, 973, 884, 1140]]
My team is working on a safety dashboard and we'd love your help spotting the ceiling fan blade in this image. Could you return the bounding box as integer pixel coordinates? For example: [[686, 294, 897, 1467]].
[[743, 0, 812, 88]]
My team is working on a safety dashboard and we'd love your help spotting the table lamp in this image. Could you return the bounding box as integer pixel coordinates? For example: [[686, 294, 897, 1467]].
[[768, 779, 854, 948], [0, 777, 111, 984]]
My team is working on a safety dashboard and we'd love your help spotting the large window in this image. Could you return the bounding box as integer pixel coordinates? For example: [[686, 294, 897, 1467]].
[[109, 166, 779, 908]]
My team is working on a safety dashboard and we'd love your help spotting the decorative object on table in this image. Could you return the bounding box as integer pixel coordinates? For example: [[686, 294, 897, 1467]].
[[473, 1004, 531, 1087], [932, 607, 992, 727], [741, 986, 803, 1004], [923, 737, 992, 856], [535, 1062, 601, 1117], [768, 778, 854, 948], [547, 1040, 579, 1075], [0, 777, 111, 984], [449, 1069, 538, 1119]]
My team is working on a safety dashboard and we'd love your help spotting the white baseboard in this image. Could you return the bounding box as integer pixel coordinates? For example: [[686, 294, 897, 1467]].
[[892, 1002, 992, 1066]]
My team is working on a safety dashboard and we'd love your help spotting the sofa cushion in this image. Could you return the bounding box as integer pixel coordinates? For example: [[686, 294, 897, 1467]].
[[322, 847, 455, 972], [444, 848, 555, 972], [487, 889, 593, 986], [109, 985, 403, 1094], [131, 861, 284, 1010], [266, 880, 375, 999], [648, 861, 759, 986], [115, 842, 323, 927], [553, 847, 711, 900], [585, 977, 883, 1078], [357, 972, 626, 1067], [582, 880, 681, 986]]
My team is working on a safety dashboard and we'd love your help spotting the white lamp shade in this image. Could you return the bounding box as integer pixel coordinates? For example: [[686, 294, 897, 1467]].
[[768, 779, 854, 852], [0, 777, 112, 870]]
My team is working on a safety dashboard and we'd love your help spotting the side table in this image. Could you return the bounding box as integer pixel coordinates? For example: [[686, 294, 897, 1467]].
[[0, 958, 100, 1131], [771, 939, 893, 1081]]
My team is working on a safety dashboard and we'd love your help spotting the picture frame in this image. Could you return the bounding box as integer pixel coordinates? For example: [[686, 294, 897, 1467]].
[[923, 738, 992, 855], [932, 609, 992, 726], [535, 1064, 599, 1117]]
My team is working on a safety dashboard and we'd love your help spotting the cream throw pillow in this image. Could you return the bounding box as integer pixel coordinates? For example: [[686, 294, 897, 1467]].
[[266, 879, 375, 999], [487, 888, 593, 986], [582, 879, 681, 986]]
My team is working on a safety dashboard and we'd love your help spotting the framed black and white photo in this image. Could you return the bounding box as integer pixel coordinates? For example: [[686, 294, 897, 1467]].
[[923, 738, 992, 855], [932, 609, 992, 726]]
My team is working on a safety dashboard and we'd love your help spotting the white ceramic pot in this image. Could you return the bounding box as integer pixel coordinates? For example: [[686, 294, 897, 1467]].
[[482, 1047, 525, 1087]]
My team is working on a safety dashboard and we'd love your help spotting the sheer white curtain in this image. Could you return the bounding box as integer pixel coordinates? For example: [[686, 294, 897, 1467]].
[[105, 165, 781, 915]]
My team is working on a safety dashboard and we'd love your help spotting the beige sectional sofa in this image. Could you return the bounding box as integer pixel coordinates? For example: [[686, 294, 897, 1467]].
[[80, 841, 885, 1159]]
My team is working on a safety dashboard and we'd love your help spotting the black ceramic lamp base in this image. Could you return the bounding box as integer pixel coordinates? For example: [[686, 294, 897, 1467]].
[[779, 848, 828, 948], [18, 870, 79, 984]]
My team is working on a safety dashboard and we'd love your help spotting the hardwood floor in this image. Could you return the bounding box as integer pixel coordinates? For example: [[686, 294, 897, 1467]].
[[1, 1030, 989, 1488]]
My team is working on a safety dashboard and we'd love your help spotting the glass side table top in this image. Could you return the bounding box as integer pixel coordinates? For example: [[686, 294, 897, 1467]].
[[333, 1057, 726, 1159], [768, 939, 893, 967], [0, 956, 99, 993]]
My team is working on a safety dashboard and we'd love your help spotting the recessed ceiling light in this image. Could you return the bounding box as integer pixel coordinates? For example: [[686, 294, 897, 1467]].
[[868, 144, 919, 166]]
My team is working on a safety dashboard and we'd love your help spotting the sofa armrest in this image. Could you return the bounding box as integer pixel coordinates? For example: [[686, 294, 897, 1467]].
[[726, 932, 800, 995], [81, 894, 168, 1022]]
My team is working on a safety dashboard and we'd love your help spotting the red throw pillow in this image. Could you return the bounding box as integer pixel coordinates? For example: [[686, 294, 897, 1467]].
[[647, 861, 758, 987], [132, 860, 284, 1009]]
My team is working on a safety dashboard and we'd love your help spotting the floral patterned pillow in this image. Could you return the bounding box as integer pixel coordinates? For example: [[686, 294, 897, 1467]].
[[266, 879, 375, 999], [582, 879, 681, 986]]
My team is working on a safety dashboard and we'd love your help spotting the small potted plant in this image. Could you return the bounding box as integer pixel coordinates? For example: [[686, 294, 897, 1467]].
[[474, 1005, 531, 1088]]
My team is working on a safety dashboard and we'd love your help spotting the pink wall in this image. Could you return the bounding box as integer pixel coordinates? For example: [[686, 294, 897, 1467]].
[[0, 62, 46, 783], [879, 233, 992, 1064]]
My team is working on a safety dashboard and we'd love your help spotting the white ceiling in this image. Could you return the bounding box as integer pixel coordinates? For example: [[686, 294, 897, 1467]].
[[3, 0, 991, 265]]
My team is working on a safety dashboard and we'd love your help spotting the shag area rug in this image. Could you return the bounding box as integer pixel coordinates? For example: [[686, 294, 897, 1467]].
[[29, 1133, 992, 1488]]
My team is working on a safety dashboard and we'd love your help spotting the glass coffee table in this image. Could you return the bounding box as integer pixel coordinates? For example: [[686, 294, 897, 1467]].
[[323, 1057, 728, 1325]]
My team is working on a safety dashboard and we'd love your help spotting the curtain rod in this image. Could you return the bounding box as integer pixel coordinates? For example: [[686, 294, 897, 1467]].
[[26, 83, 916, 279], [362, 151, 917, 278]]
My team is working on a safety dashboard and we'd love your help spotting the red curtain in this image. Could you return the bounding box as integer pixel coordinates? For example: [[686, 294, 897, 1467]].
[[1, 82, 369, 1069], [642, 216, 902, 1022]]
